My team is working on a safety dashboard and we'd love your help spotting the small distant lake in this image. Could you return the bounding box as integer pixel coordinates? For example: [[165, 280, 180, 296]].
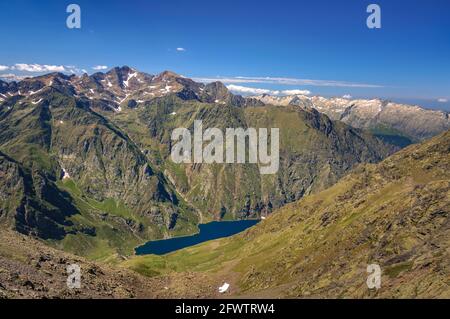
[[135, 220, 260, 255]]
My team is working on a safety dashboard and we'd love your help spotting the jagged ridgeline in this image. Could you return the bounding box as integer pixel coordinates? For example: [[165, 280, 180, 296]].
[[0, 67, 396, 258]]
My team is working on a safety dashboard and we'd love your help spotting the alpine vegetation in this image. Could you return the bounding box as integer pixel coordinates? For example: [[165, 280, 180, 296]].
[[171, 120, 280, 174]]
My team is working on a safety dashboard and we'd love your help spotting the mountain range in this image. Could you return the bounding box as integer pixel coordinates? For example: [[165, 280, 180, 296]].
[[252, 94, 450, 145], [0, 66, 398, 258], [0, 66, 448, 298]]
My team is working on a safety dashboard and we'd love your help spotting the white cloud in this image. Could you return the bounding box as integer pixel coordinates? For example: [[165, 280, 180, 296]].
[[282, 89, 311, 96], [227, 85, 273, 95], [0, 73, 28, 81], [92, 65, 108, 71], [195, 76, 383, 88], [0, 63, 89, 81], [176, 48, 186, 52], [342, 94, 352, 99], [227, 85, 311, 96], [437, 98, 448, 103], [13, 63, 66, 72], [65, 65, 82, 74]]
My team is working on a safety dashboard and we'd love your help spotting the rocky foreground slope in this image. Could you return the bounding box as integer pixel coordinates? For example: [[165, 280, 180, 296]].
[[0, 229, 214, 299], [125, 130, 450, 298], [253, 94, 450, 143], [0, 230, 150, 298]]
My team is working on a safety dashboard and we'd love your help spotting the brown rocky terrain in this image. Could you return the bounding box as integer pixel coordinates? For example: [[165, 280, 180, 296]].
[[0, 229, 231, 299]]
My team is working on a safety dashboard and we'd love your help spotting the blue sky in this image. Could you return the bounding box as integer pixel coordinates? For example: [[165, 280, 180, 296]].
[[0, 0, 449, 109]]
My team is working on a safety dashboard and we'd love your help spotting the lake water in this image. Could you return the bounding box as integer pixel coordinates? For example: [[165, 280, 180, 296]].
[[135, 220, 260, 255]]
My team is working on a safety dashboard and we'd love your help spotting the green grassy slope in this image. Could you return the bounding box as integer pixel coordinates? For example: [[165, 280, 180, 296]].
[[124, 130, 450, 298]]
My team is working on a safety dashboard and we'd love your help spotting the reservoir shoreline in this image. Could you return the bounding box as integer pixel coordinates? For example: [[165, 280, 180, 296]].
[[135, 219, 260, 256]]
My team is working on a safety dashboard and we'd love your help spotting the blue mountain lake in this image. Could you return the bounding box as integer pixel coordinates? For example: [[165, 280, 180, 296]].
[[135, 220, 260, 255]]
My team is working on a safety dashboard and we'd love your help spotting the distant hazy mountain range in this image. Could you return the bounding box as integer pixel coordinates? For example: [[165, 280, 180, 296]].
[[252, 94, 450, 145]]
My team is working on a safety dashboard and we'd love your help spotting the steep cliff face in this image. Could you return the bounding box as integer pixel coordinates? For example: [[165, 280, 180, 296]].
[[0, 151, 86, 240]]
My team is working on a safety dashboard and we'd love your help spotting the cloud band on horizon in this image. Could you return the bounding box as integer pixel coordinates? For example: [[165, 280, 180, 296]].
[[194, 76, 383, 88], [227, 84, 311, 96], [92, 65, 108, 70]]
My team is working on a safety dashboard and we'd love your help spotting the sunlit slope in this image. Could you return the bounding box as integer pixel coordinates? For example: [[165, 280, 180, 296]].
[[124, 130, 450, 298]]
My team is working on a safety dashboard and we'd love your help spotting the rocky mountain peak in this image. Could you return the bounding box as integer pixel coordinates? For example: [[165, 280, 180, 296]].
[[153, 70, 182, 82], [204, 81, 229, 97], [205, 81, 227, 91], [108, 65, 134, 76]]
